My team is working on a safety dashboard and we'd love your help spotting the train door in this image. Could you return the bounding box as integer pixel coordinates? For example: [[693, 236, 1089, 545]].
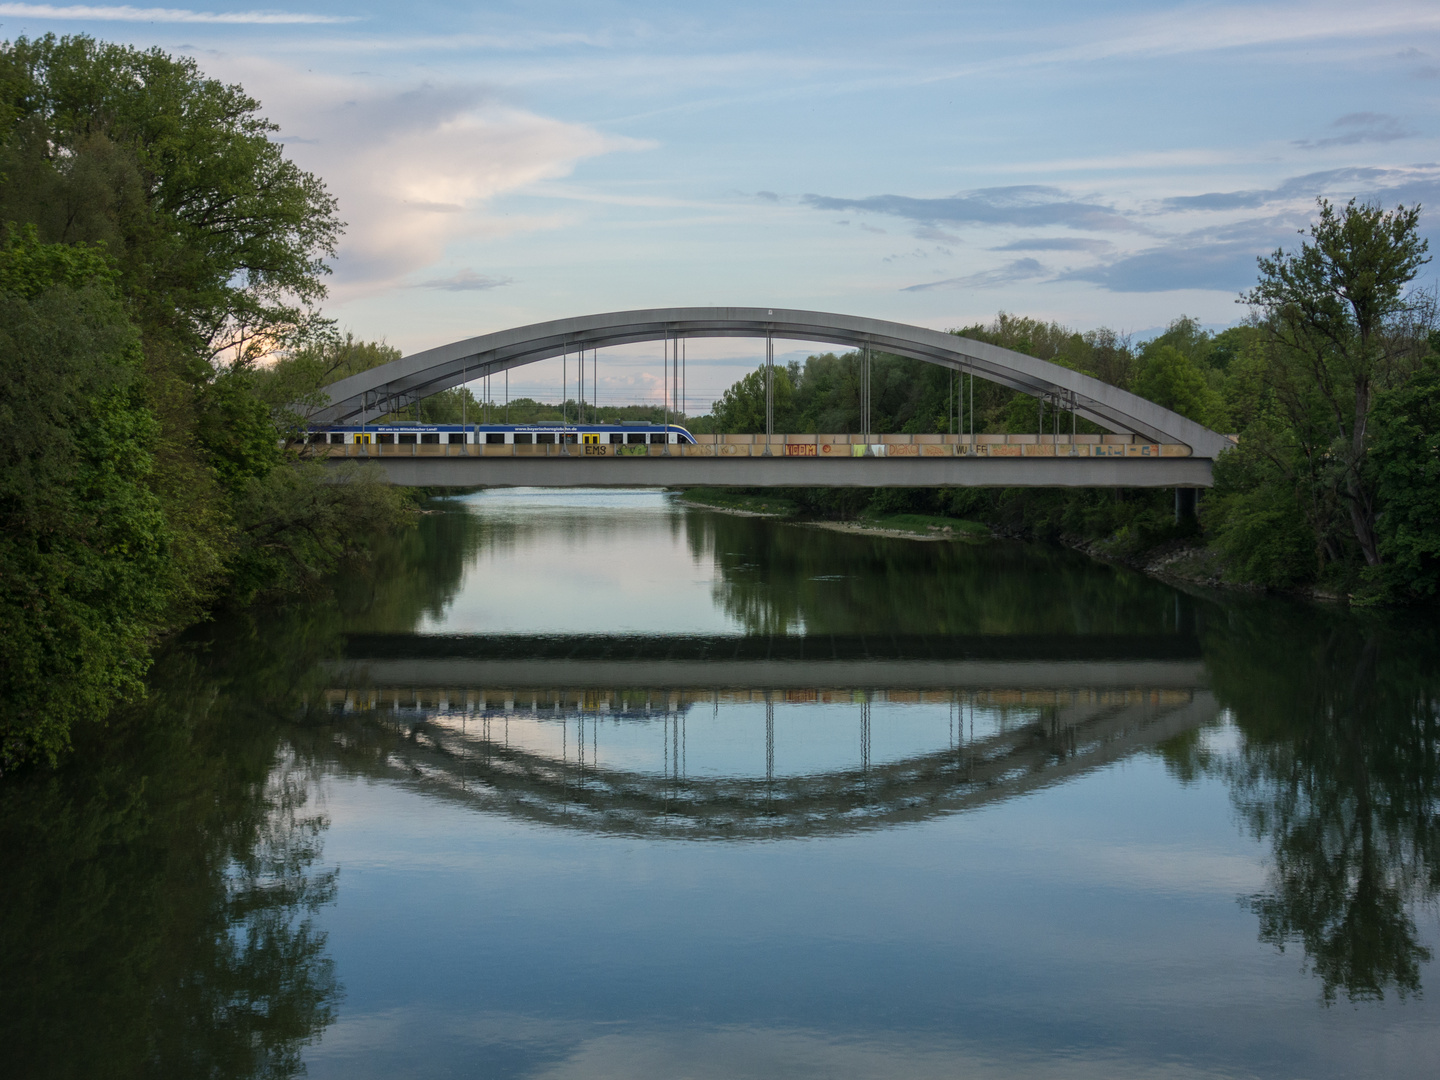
[[581, 433, 599, 445], [354, 433, 372, 445]]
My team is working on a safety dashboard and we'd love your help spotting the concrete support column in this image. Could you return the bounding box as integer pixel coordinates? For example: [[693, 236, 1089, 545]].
[[764, 332, 774, 455], [1174, 487, 1198, 525]]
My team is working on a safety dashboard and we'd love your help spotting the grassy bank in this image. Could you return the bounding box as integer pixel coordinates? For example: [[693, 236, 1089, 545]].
[[675, 488, 799, 516]]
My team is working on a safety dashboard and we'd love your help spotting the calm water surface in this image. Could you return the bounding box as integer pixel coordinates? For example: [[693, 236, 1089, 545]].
[[4, 489, 1439, 1079]]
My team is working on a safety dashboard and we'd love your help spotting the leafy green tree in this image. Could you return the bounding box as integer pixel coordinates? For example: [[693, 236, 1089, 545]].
[[256, 334, 403, 437], [712, 363, 794, 433], [1205, 443, 1318, 588], [226, 461, 412, 605], [1368, 363, 1440, 600], [1244, 198, 1431, 567], [1208, 324, 1258, 373], [0, 227, 173, 767], [0, 38, 418, 766], [1131, 344, 1218, 425], [0, 34, 340, 362]]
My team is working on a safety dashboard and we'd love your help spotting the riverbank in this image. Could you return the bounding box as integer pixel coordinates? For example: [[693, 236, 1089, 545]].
[[674, 488, 797, 517], [1055, 528, 1359, 601], [675, 490, 992, 541], [804, 515, 992, 543], [671, 486, 1292, 596]]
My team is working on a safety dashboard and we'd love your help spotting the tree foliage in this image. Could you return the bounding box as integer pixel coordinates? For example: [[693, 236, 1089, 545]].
[[0, 37, 411, 769], [1131, 344, 1218, 425], [0, 34, 341, 361], [1242, 198, 1431, 567], [712, 364, 795, 432], [0, 227, 172, 766], [1368, 364, 1440, 600]]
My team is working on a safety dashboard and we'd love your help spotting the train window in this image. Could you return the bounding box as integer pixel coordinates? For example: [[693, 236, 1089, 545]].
[[514, 433, 533, 444], [330, 433, 347, 444], [649, 433, 666, 444], [562, 432, 577, 444], [627, 432, 645, 444], [398, 433, 417, 444], [486, 432, 505, 444], [378, 433, 394, 444], [421, 433, 440, 444], [608, 433, 623, 444], [448, 433, 465, 444], [536, 433, 555, 444]]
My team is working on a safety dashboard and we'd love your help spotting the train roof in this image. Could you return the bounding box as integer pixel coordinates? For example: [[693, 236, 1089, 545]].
[[307, 422, 693, 431]]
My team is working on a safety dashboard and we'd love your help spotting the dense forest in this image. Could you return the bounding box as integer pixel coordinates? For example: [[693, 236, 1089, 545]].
[[703, 200, 1439, 608], [0, 37, 410, 769]]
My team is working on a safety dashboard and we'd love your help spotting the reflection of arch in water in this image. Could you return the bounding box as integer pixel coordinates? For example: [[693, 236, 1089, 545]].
[[309, 685, 1219, 840]]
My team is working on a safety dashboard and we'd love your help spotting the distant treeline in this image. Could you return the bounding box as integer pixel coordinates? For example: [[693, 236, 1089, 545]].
[[700, 200, 1439, 605]]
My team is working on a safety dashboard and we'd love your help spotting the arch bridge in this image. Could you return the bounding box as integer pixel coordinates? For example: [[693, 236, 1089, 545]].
[[311, 307, 1232, 488]]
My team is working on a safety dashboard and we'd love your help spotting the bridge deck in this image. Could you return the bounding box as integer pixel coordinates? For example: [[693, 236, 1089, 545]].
[[316, 432, 1214, 487]]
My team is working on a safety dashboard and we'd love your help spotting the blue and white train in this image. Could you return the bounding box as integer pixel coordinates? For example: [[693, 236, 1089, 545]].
[[305, 422, 697, 446]]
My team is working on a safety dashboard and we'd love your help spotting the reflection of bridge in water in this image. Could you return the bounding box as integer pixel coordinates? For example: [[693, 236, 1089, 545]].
[[331, 632, 1207, 691], [310, 634, 1216, 839]]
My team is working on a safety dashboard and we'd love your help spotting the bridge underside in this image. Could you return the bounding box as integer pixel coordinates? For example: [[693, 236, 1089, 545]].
[[329, 454, 1213, 488]]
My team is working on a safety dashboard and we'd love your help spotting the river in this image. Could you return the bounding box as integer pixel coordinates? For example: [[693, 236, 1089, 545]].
[[3, 488, 1439, 1078]]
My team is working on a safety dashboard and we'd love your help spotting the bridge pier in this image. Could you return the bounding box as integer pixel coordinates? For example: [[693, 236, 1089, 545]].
[[1174, 487, 1198, 525]]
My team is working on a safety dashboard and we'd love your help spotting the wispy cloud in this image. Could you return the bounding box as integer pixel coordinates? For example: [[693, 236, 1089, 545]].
[[1068, 165, 1440, 293], [1036, 1, 1440, 63], [412, 270, 513, 292], [902, 257, 1048, 292], [803, 186, 1138, 232], [1161, 166, 1440, 212], [1293, 112, 1415, 149], [993, 237, 1113, 253], [0, 3, 357, 22], [1060, 241, 1264, 294]]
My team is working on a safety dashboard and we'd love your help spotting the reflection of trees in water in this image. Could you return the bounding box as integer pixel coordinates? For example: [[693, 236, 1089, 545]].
[[0, 618, 342, 1078], [696, 503, 1440, 1001], [334, 497, 486, 632], [690, 509, 1201, 636], [1191, 606, 1440, 1003]]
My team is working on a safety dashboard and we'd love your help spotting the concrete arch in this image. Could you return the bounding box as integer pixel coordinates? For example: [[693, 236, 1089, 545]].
[[311, 307, 1233, 459]]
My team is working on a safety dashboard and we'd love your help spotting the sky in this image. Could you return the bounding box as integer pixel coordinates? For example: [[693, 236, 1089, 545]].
[[3, 1, 1439, 408]]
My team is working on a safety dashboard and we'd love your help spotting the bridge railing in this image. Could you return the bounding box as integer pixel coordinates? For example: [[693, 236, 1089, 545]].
[[312, 431, 1196, 460]]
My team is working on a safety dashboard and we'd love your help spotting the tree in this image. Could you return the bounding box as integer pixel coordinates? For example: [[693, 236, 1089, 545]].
[[1368, 362, 1440, 600], [0, 227, 173, 767], [1244, 198, 1431, 567], [0, 34, 341, 363], [712, 364, 794, 433], [0, 39, 413, 767], [1131, 344, 1218, 425]]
